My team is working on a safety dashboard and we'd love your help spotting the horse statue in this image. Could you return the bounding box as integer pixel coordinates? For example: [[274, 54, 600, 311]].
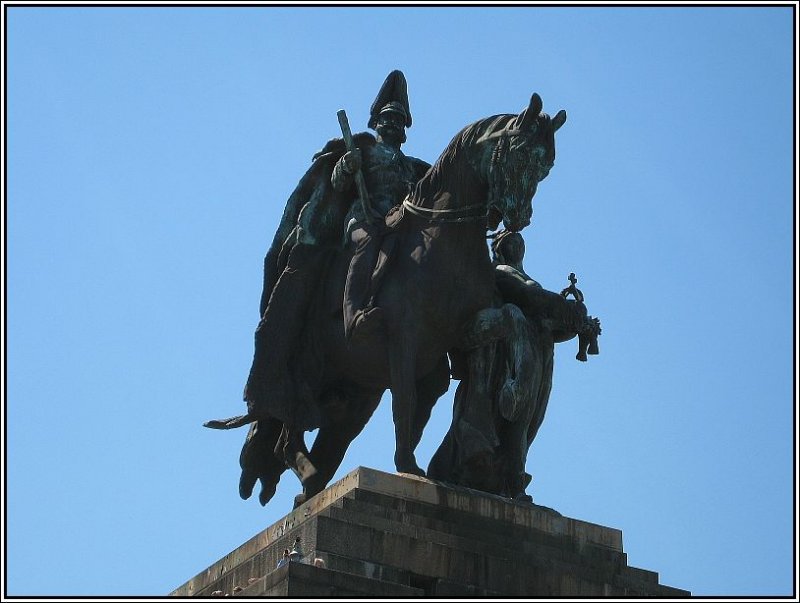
[[206, 93, 566, 508]]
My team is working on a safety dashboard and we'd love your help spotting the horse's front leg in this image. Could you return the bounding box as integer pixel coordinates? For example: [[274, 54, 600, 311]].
[[412, 354, 451, 452], [388, 330, 425, 476]]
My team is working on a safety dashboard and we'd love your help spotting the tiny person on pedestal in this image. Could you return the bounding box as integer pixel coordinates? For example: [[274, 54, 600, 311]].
[[289, 536, 304, 562], [276, 549, 290, 568]]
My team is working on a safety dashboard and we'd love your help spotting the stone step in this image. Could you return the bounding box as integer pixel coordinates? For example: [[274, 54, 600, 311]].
[[610, 571, 684, 597], [312, 550, 413, 586], [337, 489, 625, 569], [193, 505, 672, 598], [347, 474, 623, 552], [312, 512, 637, 595], [619, 563, 660, 585], [170, 468, 690, 597], [235, 562, 423, 597], [193, 491, 650, 596], [330, 493, 631, 579], [233, 560, 504, 598], [348, 485, 561, 533], [431, 576, 502, 597], [172, 466, 622, 596], [190, 518, 323, 596]]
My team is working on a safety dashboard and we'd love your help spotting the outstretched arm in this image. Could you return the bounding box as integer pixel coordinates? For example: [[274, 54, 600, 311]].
[[494, 268, 585, 337]]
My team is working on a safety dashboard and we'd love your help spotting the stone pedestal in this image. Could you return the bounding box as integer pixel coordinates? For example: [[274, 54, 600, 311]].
[[171, 467, 689, 597]]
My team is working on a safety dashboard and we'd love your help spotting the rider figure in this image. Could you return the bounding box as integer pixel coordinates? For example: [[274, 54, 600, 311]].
[[336, 86, 428, 340], [244, 70, 429, 429]]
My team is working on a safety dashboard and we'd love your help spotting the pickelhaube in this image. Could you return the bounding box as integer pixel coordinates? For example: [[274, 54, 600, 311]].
[[368, 70, 413, 130]]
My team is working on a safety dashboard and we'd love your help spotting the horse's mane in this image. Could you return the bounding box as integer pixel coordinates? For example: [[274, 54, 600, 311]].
[[408, 114, 517, 208]]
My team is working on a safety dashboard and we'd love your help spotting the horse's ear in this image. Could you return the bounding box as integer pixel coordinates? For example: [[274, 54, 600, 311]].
[[552, 109, 567, 132], [529, 93, 543, 116], [516, 93, 543, 131]]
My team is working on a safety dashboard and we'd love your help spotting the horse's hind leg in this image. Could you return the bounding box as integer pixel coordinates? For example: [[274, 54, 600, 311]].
[[238, 417, 287, 506], [411, 354, 451, 452], [293, 388, 382, 508], [277, 424, 318, 487]]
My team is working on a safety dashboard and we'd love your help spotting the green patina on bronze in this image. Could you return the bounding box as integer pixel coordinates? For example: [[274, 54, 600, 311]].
[[204, 71, 597, 510]]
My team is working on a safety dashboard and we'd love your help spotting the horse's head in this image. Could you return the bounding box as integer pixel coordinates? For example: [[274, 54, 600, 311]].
[[483, 93, 566, 232]]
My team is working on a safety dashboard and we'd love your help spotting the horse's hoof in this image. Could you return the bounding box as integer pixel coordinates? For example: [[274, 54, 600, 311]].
[[258, 479, 278, 506], [239, 469, 258, 500], [396, 463, 425, 477], [395, 451, 425, 477], [293, 493, 308, 508]]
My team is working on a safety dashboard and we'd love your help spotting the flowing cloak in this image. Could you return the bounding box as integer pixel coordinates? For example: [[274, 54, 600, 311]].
[[258, 132, 377, 318], [258, 132, 430, 317]]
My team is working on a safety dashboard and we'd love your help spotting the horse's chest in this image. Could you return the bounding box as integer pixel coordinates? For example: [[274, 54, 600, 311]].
[[412, 246, 494, 332]]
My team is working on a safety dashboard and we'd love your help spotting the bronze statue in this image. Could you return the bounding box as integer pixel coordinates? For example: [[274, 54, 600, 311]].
[[206, 72, 567, 508], [428, 231, 600, 500]]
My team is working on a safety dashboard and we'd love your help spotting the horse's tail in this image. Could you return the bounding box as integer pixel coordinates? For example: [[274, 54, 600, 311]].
[[204, 414, 254, 430]]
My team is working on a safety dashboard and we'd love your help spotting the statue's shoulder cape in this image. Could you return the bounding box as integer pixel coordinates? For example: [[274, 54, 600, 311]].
[[258, 132, 377, 316]]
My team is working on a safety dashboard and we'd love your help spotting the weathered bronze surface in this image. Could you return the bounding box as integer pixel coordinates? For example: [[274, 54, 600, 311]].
[[428, 232, 601, 499], [205, 70, 591, 508]]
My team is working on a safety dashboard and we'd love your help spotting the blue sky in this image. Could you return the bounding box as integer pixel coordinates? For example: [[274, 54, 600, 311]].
[[5, 4, 796, 597]]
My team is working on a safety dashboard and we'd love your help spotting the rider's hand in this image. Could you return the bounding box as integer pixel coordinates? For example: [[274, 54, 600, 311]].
[[342, 149, 362, 174]]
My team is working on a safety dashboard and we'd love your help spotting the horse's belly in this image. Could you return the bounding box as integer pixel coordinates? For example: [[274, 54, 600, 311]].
[[324, 340, 392, 390], [318, 228, 495, 391], [320, 333, 444, 391]]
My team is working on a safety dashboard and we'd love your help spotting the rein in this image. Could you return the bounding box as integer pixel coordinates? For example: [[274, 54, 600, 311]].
[[398, 116, 514, 225], [401, 198, 488, 224]]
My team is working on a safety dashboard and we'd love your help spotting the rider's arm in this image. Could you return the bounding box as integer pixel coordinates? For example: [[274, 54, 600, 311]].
[[331, 149, 361, 192]]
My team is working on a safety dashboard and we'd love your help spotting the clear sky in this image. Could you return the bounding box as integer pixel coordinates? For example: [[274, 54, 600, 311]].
[[5, 4, 796, 598]]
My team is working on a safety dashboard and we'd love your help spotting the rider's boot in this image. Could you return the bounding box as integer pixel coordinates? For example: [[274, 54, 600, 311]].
[[244, 242, 328, 429], [343, 224, 384, 342]]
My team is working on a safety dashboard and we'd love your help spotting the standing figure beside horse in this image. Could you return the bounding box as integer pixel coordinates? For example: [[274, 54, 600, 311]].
[[428, 231, 601, 500], [206, 73, 567, 509]]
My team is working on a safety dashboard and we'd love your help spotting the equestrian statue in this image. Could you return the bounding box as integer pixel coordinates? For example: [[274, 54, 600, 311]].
[[205, 70, 570, 508]]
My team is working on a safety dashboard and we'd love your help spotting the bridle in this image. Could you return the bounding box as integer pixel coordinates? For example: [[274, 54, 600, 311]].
[[398, 122, 541, 225], [400, 198, 490, 224]]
